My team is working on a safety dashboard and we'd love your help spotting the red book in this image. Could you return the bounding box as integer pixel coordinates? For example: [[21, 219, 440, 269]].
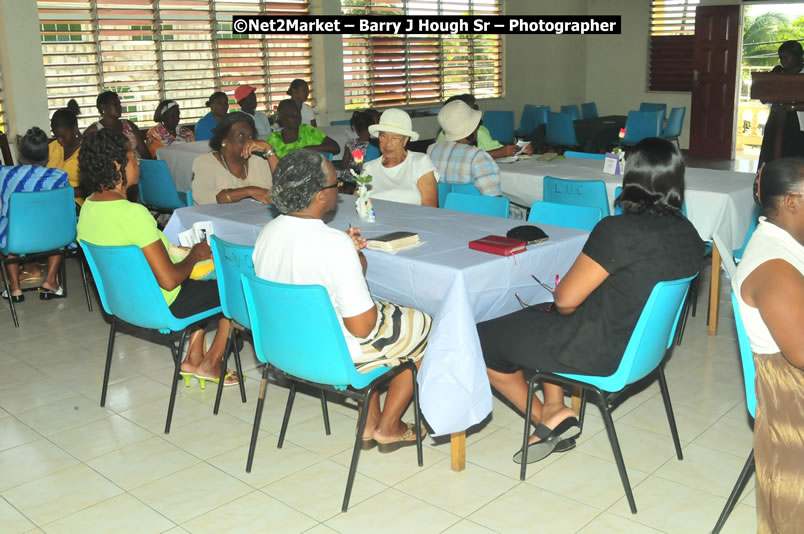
[[468, 235, 528, 256]]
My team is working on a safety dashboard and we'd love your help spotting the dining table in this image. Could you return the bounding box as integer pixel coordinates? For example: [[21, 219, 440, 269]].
[[164, 195, 589, 471], [498, 156, 757, 335], [523, 115, 627, 153], [156, 140, 211, 193]]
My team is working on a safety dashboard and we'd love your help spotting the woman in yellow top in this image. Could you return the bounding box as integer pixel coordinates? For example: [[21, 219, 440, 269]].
[[48, 99, 84, 206]]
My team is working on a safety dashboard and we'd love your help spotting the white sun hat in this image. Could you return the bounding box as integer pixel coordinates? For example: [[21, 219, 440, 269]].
[[368, 108, 420, 142], [438, 100, 482, 142]]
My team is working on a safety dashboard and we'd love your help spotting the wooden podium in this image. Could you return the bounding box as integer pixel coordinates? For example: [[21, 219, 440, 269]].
[[751, 72, 804, 159]]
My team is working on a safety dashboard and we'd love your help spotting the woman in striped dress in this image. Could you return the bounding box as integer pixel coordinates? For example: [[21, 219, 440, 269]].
[[253, 149, 432, 453]]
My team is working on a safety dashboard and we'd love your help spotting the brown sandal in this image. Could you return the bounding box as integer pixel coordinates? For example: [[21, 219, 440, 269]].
[[375, 422, 425, 454]]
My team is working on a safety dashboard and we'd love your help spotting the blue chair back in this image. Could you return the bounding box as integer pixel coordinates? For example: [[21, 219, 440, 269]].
[[517, 105, 549, 137], [661, 107, 686, 140], [560, 105, 580, 121], [444, 192, 509, 218], [581, 102, 598, 119], [185, 188, 193, 207], [546, 112, 580, 147], [365, 143, 381, 163], [80, 242, 184, 332], [139, 160, 188, 210], [563, 151, 605, 160], [639, 102, 667, 115], [556, 275, 695, 392], [437, 182, 480, 208], [330, 119, 351, 126], [4, 186, 77, 255], [209, 236, 254, 329], [241, 273, 389, 390], [732, 205, 760, 261], [731, 292, 757, 418], [483, 110, 515, 144], [621, 111, 662, 146], [543, 176, 610, 216], [528, 201, 603, 231]]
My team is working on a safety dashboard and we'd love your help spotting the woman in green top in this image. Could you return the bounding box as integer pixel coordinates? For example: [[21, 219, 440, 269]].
[[267, 99, 339, 159], [76, 129, 239, 387]]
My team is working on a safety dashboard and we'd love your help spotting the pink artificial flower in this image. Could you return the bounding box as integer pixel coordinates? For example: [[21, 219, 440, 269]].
[[618, 128, 626, 139], [352, 148, 365, 164]]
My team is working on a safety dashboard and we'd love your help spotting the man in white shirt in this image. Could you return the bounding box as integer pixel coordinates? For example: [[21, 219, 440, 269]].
[[235, 84, 272, 139]]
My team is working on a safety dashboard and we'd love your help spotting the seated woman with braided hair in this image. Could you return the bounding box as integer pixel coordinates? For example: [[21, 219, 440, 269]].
[[77, 129, 239, 387]]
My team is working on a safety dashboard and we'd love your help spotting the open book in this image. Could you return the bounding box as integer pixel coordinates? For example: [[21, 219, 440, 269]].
[[365, 231, 420, 252], [178, 221, 214, 247]]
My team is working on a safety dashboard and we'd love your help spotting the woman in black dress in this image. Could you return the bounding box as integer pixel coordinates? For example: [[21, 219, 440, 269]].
[[757, 40, 804, 169], [478, 137, 705, 464]]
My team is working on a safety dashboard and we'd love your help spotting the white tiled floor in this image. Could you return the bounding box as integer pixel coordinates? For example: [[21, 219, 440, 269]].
[[0, 261, 757, 533]]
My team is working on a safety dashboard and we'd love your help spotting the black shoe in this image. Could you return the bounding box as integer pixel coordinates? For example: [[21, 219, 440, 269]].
[[39, 286, 66, 300], [513, 417, 581, 464], [1, 289, 24, 303]]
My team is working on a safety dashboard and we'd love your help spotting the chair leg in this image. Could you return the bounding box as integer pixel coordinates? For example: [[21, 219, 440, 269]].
[[232, 330, 246, 403], [520, 375, 539, 480], [657, 366, 683, 460], [690, 275, 698, 318], [77, 252, 92, 312], [59, 251, 68, 297], [100, 317, 117, 407], [320, 390, 331, 435], [676, 286, 692, 346], [712, 449, 755, 534], [165, 330, 189, 434], [411, 364, 423, 467], [595, 388, 637, 514], [1, 259, 20, 328], [342, 382, 376, 513], [246, 365, 271, 473], [277, 382, 296, 448], [213, 327, 234, 415], [577, 388, 588, 432]]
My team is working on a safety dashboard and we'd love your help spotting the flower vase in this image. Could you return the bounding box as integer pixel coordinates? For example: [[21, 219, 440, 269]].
[[355, 184, 376, 223]]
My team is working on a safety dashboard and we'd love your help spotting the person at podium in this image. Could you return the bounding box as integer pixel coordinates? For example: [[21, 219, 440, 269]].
[[758, 40, 804, 169]]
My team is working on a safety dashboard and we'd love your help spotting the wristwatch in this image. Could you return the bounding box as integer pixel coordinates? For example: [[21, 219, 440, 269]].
[[264, 148, 276, 158]]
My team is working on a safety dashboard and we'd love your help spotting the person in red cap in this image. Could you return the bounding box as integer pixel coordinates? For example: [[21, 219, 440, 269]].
[[235, 84, 271, 139]]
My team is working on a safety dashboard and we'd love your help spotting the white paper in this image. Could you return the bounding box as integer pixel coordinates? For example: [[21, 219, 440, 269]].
[[178, 221, 214, 246], [603, 156, 618, 175]]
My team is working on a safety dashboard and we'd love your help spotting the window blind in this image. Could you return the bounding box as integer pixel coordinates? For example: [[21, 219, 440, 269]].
[[341, 0, 502, 109], [649, 0, 699, 92], [39, 0, 311, 129]]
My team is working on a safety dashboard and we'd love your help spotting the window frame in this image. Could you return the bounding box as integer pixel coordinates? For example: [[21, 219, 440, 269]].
[[648, 0, 699, 93]]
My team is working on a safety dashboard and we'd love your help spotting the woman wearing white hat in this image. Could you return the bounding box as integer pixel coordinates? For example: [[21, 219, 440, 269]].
[[361, 109, 438, 207]]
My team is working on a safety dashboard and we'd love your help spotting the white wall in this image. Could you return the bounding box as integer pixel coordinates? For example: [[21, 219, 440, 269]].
[[0, 0, 51, 157]]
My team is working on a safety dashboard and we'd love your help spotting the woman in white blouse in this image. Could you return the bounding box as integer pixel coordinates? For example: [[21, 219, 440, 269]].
[[361, 108, 438, 207]]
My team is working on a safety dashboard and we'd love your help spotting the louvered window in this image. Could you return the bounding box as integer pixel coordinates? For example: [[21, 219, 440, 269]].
[[38, 0, 311, 130], [341, 0, 502, 110], [649, 0, 699, 92]]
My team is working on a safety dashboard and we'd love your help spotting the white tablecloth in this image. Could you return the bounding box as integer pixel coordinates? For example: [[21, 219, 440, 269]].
[[499, 158, 756, 252], [157, 140, 211, 193], [164, 196, 588, 436]]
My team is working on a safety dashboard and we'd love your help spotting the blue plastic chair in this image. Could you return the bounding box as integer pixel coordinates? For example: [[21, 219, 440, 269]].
[[241, 273, 424, 512], [444, 192, 509, 218], [661, 107, 686, 149], [515, 105, 549, 138], [207, 236, 254, 414], [581, 102, 599, 119], [521, 275, 696, 515], [365, 143, 381, 163], [546, 112, 580, 147], [712, 292, 757, 534], [621, 111, 663, 146], [639, 102, 667, 120], [483, 110, 515, 145], [563, 151, 605, 160], [437, 182, 481, 208], [732, 205, 760, 262], [185, 189, 193, 207], [0, 186, 92, 327], [330, 119, 351, 126], [543, 176, 610, 216], [527, 201, 603, 231], [560, 105, 580, 121], [80, 242, 224, 433], [139, 160, 190, 211]]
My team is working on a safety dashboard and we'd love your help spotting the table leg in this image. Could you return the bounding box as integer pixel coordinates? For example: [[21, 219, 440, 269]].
[[708, 243, 721, 336], [450, 431, 466, 472]]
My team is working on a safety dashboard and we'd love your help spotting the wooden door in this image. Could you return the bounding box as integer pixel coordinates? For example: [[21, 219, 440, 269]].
[[688, 5, 741, 158]]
